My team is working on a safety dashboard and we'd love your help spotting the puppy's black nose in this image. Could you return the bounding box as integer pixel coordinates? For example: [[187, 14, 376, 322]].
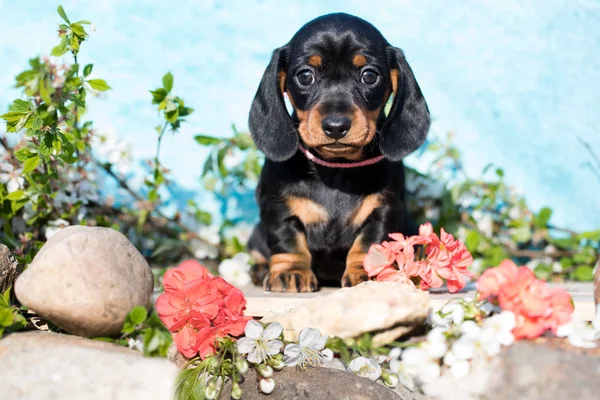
[[321, 115, 351, 140]]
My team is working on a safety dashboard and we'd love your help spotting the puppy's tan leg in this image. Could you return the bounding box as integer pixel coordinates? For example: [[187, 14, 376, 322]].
[[264, 233, 318, 292], [341, 234, 370, 287]]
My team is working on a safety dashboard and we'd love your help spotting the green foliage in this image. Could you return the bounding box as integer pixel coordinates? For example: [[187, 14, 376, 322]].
[[95, 306, 172, 357], [0, 287, 28, 338]]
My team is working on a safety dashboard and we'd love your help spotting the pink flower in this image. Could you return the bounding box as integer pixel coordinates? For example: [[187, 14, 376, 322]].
[[156, 278, 219, 331], [363, 244, 395, 277], [362, 223, 474, 294], [476, 259, 518, 300], [156, 260, 250, 359], [475, 259, 574, 340], [376, 266, 416, 288]]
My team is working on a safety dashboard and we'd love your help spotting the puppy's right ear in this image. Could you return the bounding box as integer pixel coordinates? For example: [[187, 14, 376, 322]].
[[248, 46, 298, 162]]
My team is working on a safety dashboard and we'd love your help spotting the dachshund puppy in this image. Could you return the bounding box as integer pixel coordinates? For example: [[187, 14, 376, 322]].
[[247, 13, 430, 292]]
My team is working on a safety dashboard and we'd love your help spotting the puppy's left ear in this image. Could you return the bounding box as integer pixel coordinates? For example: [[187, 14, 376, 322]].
[[379, 47, 430, 161], [248, 46, 298, 162]]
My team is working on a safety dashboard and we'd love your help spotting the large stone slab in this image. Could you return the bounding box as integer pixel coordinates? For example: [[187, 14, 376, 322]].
[[485, 340, 600, 400], [243, 282, 596, 321], [261, 281, 429, 346], [0, 331, 178, 400], [15, 225, 153, 337]]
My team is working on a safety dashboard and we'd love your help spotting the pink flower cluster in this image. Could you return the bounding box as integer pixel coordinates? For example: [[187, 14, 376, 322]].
[[156, 260, 251, 359], [477, 259, 574, 340], [363, 223, 474, 293]]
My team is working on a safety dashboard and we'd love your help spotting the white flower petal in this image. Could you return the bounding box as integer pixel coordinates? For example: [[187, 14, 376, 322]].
[[321, 348, 334, 362], [284, 344, 300, 359], [452, 338, 475, 360], [247, 349, 265, 364], [348, 357, 367, 372], [450, 360, 470, 378], [388, 347, 402, 360], [259, 378, 275, 394], [267, 340, 283, 355], [236, 337, 256, 354], [261, 322, 283, 340], [401, 347, 427, 367], [298, 327, 323, 349], [244, 320, 264, 339]]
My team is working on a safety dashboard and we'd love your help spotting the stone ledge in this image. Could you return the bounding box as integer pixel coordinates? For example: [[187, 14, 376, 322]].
[[242, 282, 596, 321]]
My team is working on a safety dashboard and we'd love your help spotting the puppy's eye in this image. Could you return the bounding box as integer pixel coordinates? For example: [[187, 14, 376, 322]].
[[361, 69, 379, 85], [296, 70, 315, 87]]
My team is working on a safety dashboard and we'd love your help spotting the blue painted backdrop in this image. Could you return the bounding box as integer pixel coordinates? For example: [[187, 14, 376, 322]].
[[1, 0, 599, 231]]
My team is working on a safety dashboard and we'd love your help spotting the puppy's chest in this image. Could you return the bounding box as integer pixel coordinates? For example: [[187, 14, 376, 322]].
[[286, 189, 383, 248]]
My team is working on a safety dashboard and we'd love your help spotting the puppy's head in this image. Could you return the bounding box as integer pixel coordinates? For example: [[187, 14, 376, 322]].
[[249, 13, 430, 162]]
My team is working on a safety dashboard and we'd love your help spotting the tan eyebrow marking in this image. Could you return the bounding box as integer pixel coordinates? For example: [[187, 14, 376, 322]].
[[353, 54, 367, 67], [308, 55, 322, 67]]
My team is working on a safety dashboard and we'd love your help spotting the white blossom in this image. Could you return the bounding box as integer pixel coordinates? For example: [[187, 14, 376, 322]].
[[556, 320, 599, 349], [347, 356, 382, 381], [284, 328, 333, 368], [0, 163, 24, 193], [258, 378, 275, 394], [218, 252, 252, 287], [127, 338, 144, 352], [401, 347, 440, 382], [471, 210, 493, 237], [45, 219, 70, 240], [93, 127, 133, 175], [389, 357, 415, 391], [237, 320, 283, 364]]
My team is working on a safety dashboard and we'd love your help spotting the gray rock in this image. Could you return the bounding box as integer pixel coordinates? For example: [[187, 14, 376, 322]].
[[0, 331, 178, 400], [484, 341, 600, 400], [261, 281, 430, 346], [0, 243, 19, 294], [15, 225, 153, 337], [221, 366, 408, 400]]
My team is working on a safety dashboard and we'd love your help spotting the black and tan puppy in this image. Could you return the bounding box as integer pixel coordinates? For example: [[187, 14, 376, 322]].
[[247, 13, 430, 292]]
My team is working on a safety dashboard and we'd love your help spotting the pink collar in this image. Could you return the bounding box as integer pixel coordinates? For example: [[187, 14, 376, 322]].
[[297, 144, 385, 168]]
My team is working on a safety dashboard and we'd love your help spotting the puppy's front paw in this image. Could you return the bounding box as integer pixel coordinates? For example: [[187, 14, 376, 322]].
[[263, 267, 318, 292], [341, 270, 369, 288]]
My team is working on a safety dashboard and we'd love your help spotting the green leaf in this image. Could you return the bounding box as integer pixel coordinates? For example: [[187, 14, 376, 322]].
[[57, 5, 70, 24], [39, 135, 54, 156], [129, 306, 148, 325], [2, 288, 11, 307], [70, 34, 80, 53], [194, 135, 222, 146], [1, 111, 27, 124], [148, 189, 158, 202], [162, 72, 173, 92], [464, 230, 481, 252], [577, 230, 600, 241], [51, 38, 69, 57], [0, 308, 13, 327], [6, 191, 25, 201], [70, 23, 87, 38], [11, 99, 31, 113], [31, 117, 43, 131], [83, 64, 93, 77], [573, 265, 594, 281], [150, 88, 168, 104], [74, 20, 92, 25], [535, 207, 552, 227], [511, 225, 532, 244], [87, 79, 111, 92], [22, 155, 40, 174]]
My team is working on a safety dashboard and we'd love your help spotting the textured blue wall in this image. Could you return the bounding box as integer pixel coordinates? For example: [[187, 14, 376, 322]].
[[1, 0, 599, 230]]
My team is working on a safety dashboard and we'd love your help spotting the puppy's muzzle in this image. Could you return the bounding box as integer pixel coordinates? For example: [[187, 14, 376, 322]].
[[321, 114, 351, 140]]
